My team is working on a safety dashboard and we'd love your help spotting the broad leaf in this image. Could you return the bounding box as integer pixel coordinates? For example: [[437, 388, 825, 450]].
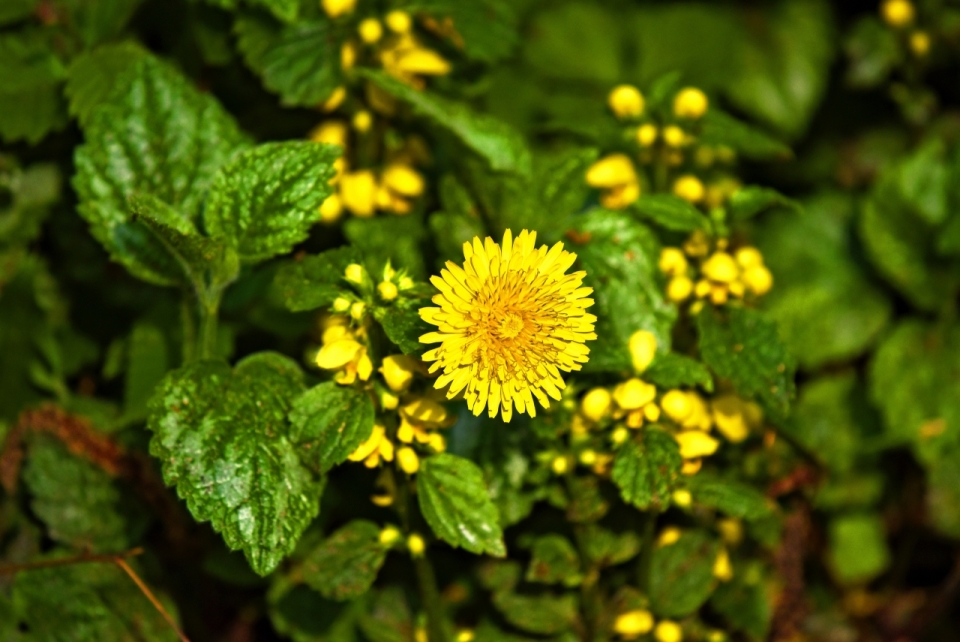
[[727, 186, 800, 222], [274, 246, 362, 312], [648, 529, 720, 617], [302, 520, 387, 600], [65, 42, 147, 127], [288, 382, 375, 474], [611, 428, 682, 511], [687, 474, 774, 521], [644, 353, 714, 392], [525, 535, 582, 586], [631, 194, 709, 232], [491, 591, 578, 636]]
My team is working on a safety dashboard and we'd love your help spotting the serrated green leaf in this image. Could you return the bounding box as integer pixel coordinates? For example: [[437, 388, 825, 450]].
[[727, 186, 800, 222], [274, 246, 361, 312], [12, 559, 180, 641], [147, 352, 321, 575], [687, 474, 773, 521], [289, 382, 375, 474], [611, 428, 682, 511], [235, 14, 341, 107], [572, 210, 676, 373], [491, 591, 578, 636], [73, 53, 250, 285], [361, 70, 531, 175], [697, 306, 796, 424], [644, 353, 714, 392], [418, 453, 505, 557], [204, 141, 339, 262], [525, 535, 581, 586], [827, 513, 890, 585], [631, 194, 709, 232], [23, 434, 147, 552], [375, 303, 430, 355], [699, 109, 791, 161], [65, 42, 147, 128], [302, 520, 387, 600], [648, 529, 720, 617], [0, 84, 67, 144], [59, 0, 144, 48]]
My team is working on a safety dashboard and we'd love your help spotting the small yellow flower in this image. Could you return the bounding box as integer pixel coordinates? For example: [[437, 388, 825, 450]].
[[381, 390, 399, 410], [322, 86, 347, 112], [386, 10, 413, 33], [316, 338, 363, 370], [614, 610, 654, 638], [581, 387, 612, 422], [658, 248, 688, 276], [662, 125, 687, 148], [742, 265, 773, 295], [654, 620, 683, 642], [713, 548, 733, 581], [661, 390, 692, 423], [319, 194, 343, 223], [551, 456, 569, 475], [673, 175, 705, 204], [608, 84, 645, 119], [702, 252, 739, 283], [681, 458, 702, 475], [612, 426, 629, 445], [379, 525, 401, 545], [350, 301, 366, 321], [718, 518, 743, 545], [637, 124, 658, 147], [397, 447, 420, 474], [352, 110, 373, 133], [359, 18, 384, 44], [420, 230, 597, 422], [628, 330, 657, 373], [579, 449, 598, 466], [341, 41, 357, 70], [349, 424, 395, 467], [341, 171, 378, 217], [321, 0, 356, 18], [667, 276, 693, 302], [711, 395, 751, 443], [734, 247, 763, 270], [675, 430, 719, 459], [657, 527, 682, 546], [613, 378, 657, 411], [382, 164, 425, 197], [683, 230, 710, 257], [407, 532, 426, 556], [456, 631, 475, 642], [586, 154, 638, 188], [672, 489, 692, 507], [910, 30, 931, 56], [881, 0, 915, 28], [332, 296, 351, 313], [378, 281, 399, 301], [380, 354, 418, 392], [600, 181, 641, 210], [310, 120, 348, 147], [345, 263, 365, 285], [674, 87, 709, 119]]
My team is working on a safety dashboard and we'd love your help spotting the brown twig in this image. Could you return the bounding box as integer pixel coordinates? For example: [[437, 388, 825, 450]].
[[769, 507, 810, 642], [0, 547, 144, 576], [115, 557, 191, 642]]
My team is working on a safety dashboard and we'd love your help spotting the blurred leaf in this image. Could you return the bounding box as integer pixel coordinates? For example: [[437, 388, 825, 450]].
[[345, 213, 427, 279], [727, 186, 800, 222], [827, 513, 890, 585], [699, 109, 792, 161], [710, 561, 772, 641], [687, 474, 773, 521], [269, 583, 359, 642], [572, 210, 676, 373], [0, 85, 67, 144], [581, 524, 642, 568], [525, 535, 582, 586], [59, 0, 144, 48], [697, 306, 796, 423], [302, 520, 387, 600], [123, 321, 169, 423], [927, 447, 960, 539], [410, 0, 518, 62], [845, 17, 901, 88], [358, 587, 414, 642], [612, 428, 682, 511], [430, 210, 485, 266], [0, 0, 37, 25], [1, 161, 60, 249], [65, 42, 147, 128], [523, 2, 620, 83], [787, 373, 865, 474], [491, 591, 578, 635], [274, 246, 362, 312], [643, 353, 714, 392], [631, 194, 709, 232], [565, 474, 609, 523], [204, 141, 339, 262], [648, 529, 720, 617], [418, 453, 506, 557], [147, 353, 321, 575], [375, 302, 431, 355], [288, 382, 375, 475], [361, 70, 531, 175], [897, 139, 949, 226]]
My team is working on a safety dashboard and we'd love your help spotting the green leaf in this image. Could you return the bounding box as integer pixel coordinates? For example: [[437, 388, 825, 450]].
[[409, 0, 519, 62], [59, 0, 144, 48], [375, 304, 430, 355], [697, 306, 796, 424], [235, 15, 340, 107], [65, 42, 147, 128], [523, 2, 620, 83], [631, 194, 709, 232], [710, 561, 772, 641], [612, 428, 682, 511], [288, 382, 375, 474], [897, 138, 949, 226], [274, 246, 362, 312], [699, 109, 792, 160], [927, 447, 960, 539], [581, 524, 642, 568], [572, 210, 676, 373], [430, 210, 485, 266], [0, 0, 37, 26], [0, 85, 67, 144], [123, 322, 169, 423], [361, 70, 531, 175], [204, 141, 339, 263], [73, 53, 250, 285], [344, 214, 427, 279], [644, 353, 714, 392], [12, 559, 181, 641], [302, 520, 387, 600], [687, 474, 774, 521], [358, 587, 414, 642], [786, 373, 865, 474], [0, 29, 64, 92], [525, 535, 582, 586], [827, 513, 891, 585], [1, 160, 60, 248], [23, 434, 147, 552], [491, 591, 578, 636], [727, 186, 800, 222], [844, 16, 901, 88], [417, 453, 506, 557], [565, 474, 609, 523], [648, 529, 720, 618], [147, 352, 321, 575]]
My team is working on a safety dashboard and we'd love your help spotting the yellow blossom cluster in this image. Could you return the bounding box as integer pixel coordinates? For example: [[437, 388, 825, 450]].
[[659, 233, 773, 307], [315, 314, 373, 384], [613, 608, 686, 642]]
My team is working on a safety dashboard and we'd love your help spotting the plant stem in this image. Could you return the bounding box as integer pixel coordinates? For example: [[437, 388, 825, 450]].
[[180, 296, 196, 364], [197, 292, 221, 361], [636, 510, 658, 591]]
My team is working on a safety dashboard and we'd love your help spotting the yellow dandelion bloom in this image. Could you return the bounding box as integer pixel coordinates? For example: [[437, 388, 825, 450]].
[[419, 229, 597, 422]]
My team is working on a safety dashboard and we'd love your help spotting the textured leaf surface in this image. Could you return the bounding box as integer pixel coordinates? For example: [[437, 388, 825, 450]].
[[526, 535, 581, 586], [418, 453, 506, 556], [147, 352, 321, 575], [289, 382, 375, 474], [274, 246, 361, 312], [302, 520, 387, 600], [65, 42, 147, 128], [688, 474, 773, 521], [73, 53, 249, 285], [644, 353, 714, 392], [612, 429, 682, 511], [581, 524, 642, 568], [491, 591, 578, 635], [649, 529, 720, 617], [204, 141, 339, 262], [697, 306, 796, 424]]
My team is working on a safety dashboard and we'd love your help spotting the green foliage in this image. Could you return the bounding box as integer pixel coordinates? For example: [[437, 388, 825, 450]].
[[275, 246, 363, 312], [147, 353, 321, 575], [612, 429, 682, 511], [687, 474, 774, 521], [644, 353, 714, 392], [289, 382, 375, 474], [631, 194, 708, 232], [525, 534, 582, 586], [710, 561, 772, 641], [491, 590, 579, 635], [302, 520, 388, 600], [648, 529, 720, 617], [827, 513, 891, 585]]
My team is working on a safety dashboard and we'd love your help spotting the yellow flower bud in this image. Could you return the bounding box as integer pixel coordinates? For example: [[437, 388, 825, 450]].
[[379, 525, 401, 545], [345, 263, 365, 285], [612, 426, 629, 445], [383, 164, 425, 197], [399, 276, 414, 290], [663, 125, 686, 148], [341, 41, 357, 70], [322, 86, 347, 112], [316, 339, 363, 369], [551, 456, 569, 475], [456, 631, 475, 642], [667, 276, 693, 302], [661, 390, 692, 423], [381, 354, 418, 392], [910, 30, 931, 56], [681, 458, 702, 475], [586, 154, 638, 188], [710, 284, 729, 306], [402, 397, 448, 424], [674, 87, 709, 119], [613, 609, 654, 638], [672, 489, 692, 507], [654, 620, 683, 642], [350, 301, 366, 321], [637, 123, 658, 146], [718, 518, 743, 545], [735, 247, 763, 270], [600, 181, 641, 210], [657, 527, 682, 547], [644, 403, 661, 422], [396, 48, 451, 75], [694, 279, 712, 299], [629, 330, 657, 373], [310, 120, 348, 147], [378, 281, 399, 301], [386, 10, 412, 33], [581, 387, 612, 422], [340, 171, 378, 217], [332, 297, 352, 314], [742, 265, 773, 295], [407, 532, 426, 556], [359, 18, 383, 43], [613, 378, 657, 411], [579, 449, 597, 466], [428, 432, 446, 453], [702, 252, 739, 283], [675, 431, 720, 459], [625, 409, 644, 429], [352, 110, 373, 133], [321, 0, 356, 18], [349, 424, 386, 462], [381, 391, 399, 410], [881, 0, 915, 28], [357, 350, 373, 381], [713, 548, 733, 581], [397, 447, 420, 474], [673, 175, 705, 204], [319, 193, 344, 223], [608, 84, 645, 119], [711, 395, 750, 443], [658, 248, 688, 276]]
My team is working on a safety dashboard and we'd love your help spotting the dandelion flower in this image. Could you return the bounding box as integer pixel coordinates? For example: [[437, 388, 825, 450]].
[[419, 229, 597, 422]]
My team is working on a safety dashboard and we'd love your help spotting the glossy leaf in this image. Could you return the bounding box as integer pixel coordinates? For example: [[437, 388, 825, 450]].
[[612, 428, 682, 511], [288, 382, 376, 474]]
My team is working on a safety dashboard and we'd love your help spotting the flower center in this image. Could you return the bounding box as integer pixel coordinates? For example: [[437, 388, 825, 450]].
[[498, 313, 525, 339]]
